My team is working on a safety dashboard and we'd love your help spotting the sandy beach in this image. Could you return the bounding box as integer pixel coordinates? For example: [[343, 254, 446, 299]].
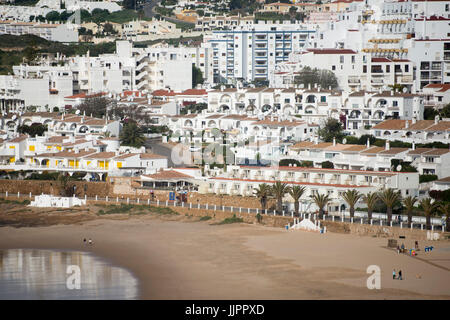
[[1, 207, 449, 299]]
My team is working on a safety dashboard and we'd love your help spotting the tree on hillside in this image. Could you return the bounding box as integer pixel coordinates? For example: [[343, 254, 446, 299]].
[[317, 118, 344, 143], [123, 0, 136, 10], [192, 64, 204, 88], [312, 193, 330, 219], [289, 185, 306, 216], [271, 182, 290, 214], [18, 123, 48, 137], [438, 203, 450, 232], [378, 188, 401, 224], [77, 96, 116, 119], [254, 183, 271, 213], [364, 192, 378, 221], [342, 189, 362, 219], [440, 103, 450, 118], [402, 196, 417, 227], [294, 66, 338, 90], [119, 121, 145, 148], [420, 198, 437, 230]]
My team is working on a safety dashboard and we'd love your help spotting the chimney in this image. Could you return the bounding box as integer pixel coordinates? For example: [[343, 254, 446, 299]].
[[315, 136, 319, 144], [308, 83, 311, 90], [435, 115, 439, 125], [412, 116, 417, 124], [390, 90, 394, 96], [318, 86, 321, 92], [405, 120, 409, 129], [412, 141, 415, 150], [385, 140, 390, 151], [333, 137, 336, 146], [366, 138, 370, 148]]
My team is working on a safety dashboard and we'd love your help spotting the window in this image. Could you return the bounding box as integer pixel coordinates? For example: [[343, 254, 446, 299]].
[[405, 65, 409, 72], [332, 65, 336, 71], [386, 65, 390, 73], [363, 65, 367, 73], [340, 55, 344, 63], [351, 56, 355, 64]]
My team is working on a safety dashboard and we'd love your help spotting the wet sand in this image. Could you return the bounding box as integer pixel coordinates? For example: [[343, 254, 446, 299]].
[[1, 216, 449, 299]]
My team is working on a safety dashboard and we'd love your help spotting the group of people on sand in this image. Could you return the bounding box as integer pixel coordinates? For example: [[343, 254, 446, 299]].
[[83, 238, 93, 245], [393, 269, 403, 280]]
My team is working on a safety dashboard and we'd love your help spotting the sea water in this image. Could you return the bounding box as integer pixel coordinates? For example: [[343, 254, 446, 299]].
[[0, 249, 138, 300]]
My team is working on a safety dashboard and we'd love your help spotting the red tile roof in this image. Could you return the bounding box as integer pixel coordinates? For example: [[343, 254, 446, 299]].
[[307, 48, 357, 54]]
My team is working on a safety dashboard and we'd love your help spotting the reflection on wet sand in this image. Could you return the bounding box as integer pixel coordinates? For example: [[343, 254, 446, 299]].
[[0, 249, 138, 300]]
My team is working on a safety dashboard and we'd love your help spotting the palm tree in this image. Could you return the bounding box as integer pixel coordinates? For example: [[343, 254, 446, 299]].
[[438, 203, 450, 232], [312, 193, 330, 219], [403, 196, 417, 227], [271, 182, 290, 214], [289, 186, 306, 216], [420, 198, 437, 230], [254, 183, 271, 213], [378, 188, 401, 224], [364, 192, 378, 221], [342, 189, 362, 219]]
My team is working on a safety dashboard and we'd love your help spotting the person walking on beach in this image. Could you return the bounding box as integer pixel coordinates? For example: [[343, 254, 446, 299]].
[[398, 270, 403, 280], [83, 238, 87, 245], [393, 269, 396, 280], [397, 245, 400, 254], [88, 238, 93, 245]]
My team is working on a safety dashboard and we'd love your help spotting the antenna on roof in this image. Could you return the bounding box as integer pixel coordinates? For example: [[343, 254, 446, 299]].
[[75, 110, 80, 115], [342, 138, 347, 144]]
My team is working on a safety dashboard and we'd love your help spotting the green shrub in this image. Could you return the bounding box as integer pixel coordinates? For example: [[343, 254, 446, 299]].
[[419, 174, 438, 183], [217, 214, 244, 225]]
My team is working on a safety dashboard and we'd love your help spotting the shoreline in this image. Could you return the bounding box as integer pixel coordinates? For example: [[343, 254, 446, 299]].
[[1, 216, 450, 299]]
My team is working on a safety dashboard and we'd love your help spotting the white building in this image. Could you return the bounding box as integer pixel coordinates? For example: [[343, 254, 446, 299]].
[[200, 164, 420, 209], [205, 22, 316, 84], [271, 49, 414, 92], [0, 20, 78, 42]]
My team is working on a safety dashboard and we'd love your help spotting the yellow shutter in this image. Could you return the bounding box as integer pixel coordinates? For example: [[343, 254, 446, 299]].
[[29, 145, 35, 151], [75, 160, 79, 168], [99, 161, 104, 168], [9, 157, 15, 163], [117, 162, 122, 168], [69, 160, 75, 167], [9, 146, 15, 149], [56, 145, 61, 151]]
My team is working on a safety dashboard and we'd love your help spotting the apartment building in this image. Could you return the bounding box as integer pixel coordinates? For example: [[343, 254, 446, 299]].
[[409, 38, 450, 90], [121, 19, 180, 37], [200, 164, 419, 205], [271, 49, 414, 91], [0, 133, 168, 177], [260, 2, 321, 14], [286, 137, 450, 178], [0, 20, 78, 42], [0, 112, 121, 137], [205, 22, 316, 84], [206, 86, 424, 130], [0, 67, 73, 112], [370, 118, 450, 144], [194, 15, 255, 32], [405, 147, 450, 177], [422, 84, 450, 109]]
